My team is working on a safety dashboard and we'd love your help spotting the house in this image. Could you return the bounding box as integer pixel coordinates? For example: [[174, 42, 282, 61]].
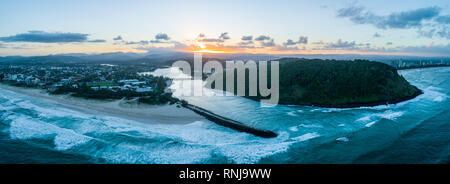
[[12, 74, 24, 80], [118, 79, 139, 84], [130, 81, 146, 86], [25, 76, 40, 85], [61, 78, 73, 85], [136, 87, 153, 93]]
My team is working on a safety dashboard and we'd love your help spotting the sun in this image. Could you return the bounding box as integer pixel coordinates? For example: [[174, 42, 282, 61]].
[[192, 42, 226, 53], [193, 49, 225, 53], [197, 42, 206, 49]]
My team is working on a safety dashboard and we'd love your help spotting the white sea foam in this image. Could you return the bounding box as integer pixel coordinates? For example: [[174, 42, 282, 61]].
[[289, 123, 322, 132], [319, 108, 343, 113], [357, 115, 372, 122], [311, 104, 392, 113], [0, 91, 24, 104], [7, 114, 92, 150], [357, 111, 404, 123], [80, 115, 295, 164], [0, 87, 299, 164], [96, 142, 212, 164], [16, 101, 92, 119], [365, 121, 377, 127], [0, 105, 15, 111], [287, 111, 298, 117], [311, 85, 448, 114], [289, 126, 298, 132], [96, 121, 294, 164], [298, 124, 323, 128], [433, 96, 445, 102], [378, 111, 404, 120], [53, 131, 91, 150], [0, 67, 448, 164], [218, 139, 293, 164], [215, 131, 294, 163], [336, 137, 349, 142], [406, 86, 448, 104], [292, 132, 320, 142], [8, 115, 55, 139]]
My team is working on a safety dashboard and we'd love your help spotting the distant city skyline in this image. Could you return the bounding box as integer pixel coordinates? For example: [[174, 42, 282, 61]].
[[1, 0, 450, 56]]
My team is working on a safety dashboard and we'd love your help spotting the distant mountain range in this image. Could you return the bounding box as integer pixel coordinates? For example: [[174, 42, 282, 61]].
[[1, 51, 449, 66]]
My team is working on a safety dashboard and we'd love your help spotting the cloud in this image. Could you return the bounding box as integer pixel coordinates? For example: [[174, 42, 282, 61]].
[[255, 35, 271, 41], [389, 44, 450, 56], [241, 36, 253, 41], [417, 24, 450, 39], [338, 6, 450, 39], [283, 39, 297, 46], [298, 36, 308, 44], [155, 33, 170, 40], [337, 6, 364, 17], [238, 40, 254, 46], [311, 40, 325, 45], [436, 29, 450, 39], [325, 39, 356, 49], [125, 40, 149, 45], [197, 33, 231, 43], [0, 43, 35, 50], [435, 15, 450, 24], [219, 32, 230, 40], [0, 31, 101, 43], [238, 36, 254, 46], [282, 36, 308, 46], [120, 33, 172, 45], [134, 33, 450, 56], [113, 35, 123, 41], [135, 42, 190, 53], [198, 33, 205, 38], [338, 6, 441, 29], [253, 35, 276, 47], [199, 38, 225, 43], [150, 40, 164, 43], [261, 39, 275, 47], [274, 45, 302, 51], [373, 32, 381, 38], [314, 39, 358, 50], [275, 40, 309, 51], [87, 39, 106, 43]]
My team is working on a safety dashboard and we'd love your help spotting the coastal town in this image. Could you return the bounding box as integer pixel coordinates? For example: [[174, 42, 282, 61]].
[[0, 63, 178, 105], [0, 61, 280, 138]]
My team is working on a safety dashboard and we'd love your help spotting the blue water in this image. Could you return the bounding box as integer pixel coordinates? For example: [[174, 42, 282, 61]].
[[0, 67, 449, 163]]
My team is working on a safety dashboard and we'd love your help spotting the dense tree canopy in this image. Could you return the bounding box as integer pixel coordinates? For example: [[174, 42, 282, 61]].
[[209, 58, 422, 108]]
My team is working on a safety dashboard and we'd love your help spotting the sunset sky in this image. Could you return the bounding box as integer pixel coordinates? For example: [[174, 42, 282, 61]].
[[1, 0, 450, 56]]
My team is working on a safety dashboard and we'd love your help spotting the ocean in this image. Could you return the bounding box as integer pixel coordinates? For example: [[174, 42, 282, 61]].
[[0, 67, 449, 164]]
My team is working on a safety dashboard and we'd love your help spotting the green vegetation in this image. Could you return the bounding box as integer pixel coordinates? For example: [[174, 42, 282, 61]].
[[138, 93, 178, 105], [48, 77, 178, 105], [209, 58, 422, 108], [86, 83, 115, 87]]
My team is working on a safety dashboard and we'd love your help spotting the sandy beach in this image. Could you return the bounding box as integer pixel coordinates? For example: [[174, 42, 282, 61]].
[[0, 83, 205, 125]]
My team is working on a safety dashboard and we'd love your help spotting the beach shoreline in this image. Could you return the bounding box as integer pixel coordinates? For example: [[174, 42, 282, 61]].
[[0, 83, 205, 125]]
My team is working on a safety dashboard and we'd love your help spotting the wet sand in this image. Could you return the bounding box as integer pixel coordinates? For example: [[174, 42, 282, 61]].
[[0, 84, 205, 125]]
